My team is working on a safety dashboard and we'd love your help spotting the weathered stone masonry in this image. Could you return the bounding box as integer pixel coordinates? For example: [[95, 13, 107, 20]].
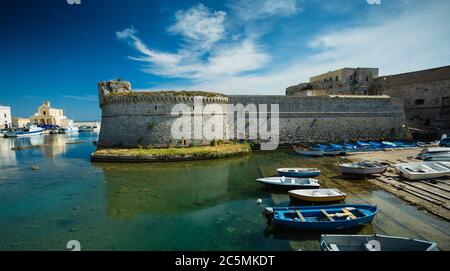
[[97, 80, 410, 148]]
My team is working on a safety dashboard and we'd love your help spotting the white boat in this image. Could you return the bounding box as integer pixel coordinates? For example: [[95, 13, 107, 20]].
[[293, 146, 324, 156], [59, 126, 79, 134], [420, 147, 450, 154], [394, 162, 450, 180], [277, 168, 321, 177], [256, 176, 320, 188], [320, 234, 438, 251], [339, 162, 387, 175], [288, 189, 346, 202], [5, 125, 44, 137]]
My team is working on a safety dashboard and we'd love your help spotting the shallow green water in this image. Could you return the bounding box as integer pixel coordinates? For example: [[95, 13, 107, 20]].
[[0, 133, 449, 250]]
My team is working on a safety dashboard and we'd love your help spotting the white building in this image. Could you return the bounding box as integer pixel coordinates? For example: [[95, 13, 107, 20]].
[[0, 105, 12, 129]]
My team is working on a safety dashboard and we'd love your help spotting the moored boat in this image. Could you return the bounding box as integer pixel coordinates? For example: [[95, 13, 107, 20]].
[[339, 162, 387, 175], [5, 125, 44, 137], [256, 176, 320, 188], [293, 146, 324, 156], [394, 162, 450, 180], [277, 168, 321, 178], [288, 189, 346, 202], [320, 234, 438, 251], [263, 204, 378, 230]]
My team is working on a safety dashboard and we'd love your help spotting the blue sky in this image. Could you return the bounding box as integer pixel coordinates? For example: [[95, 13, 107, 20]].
[[1, 0, 449, 121]]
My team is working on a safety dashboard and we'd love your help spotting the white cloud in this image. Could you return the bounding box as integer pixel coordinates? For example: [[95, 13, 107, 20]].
[[228, 0, 299, 21], [167, 4, 226, 51], [144, 1, 450, 95], [116, 3, 271, 80]]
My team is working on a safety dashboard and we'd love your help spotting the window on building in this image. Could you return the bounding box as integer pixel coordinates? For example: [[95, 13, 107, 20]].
[[414, 99, 425, 105], [43, 111, 46, 116], [443, 97, 450, 106], [424, 119, 431, 126], [335, 76, 339, 81], [366, 76, 369, 82]]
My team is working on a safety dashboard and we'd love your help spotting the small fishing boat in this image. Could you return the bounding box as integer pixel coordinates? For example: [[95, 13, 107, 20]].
[[381, 141, 397, 148], [343, 143, 358, 150], [288, 189, 346, 202], [5, 125, 44, 137], [293, 146, 324, 156], [420, 147, 450, 155], [320, 234, 438, 251], [59, 126, 79, 134], [256, 176, 320, 188], [368, 141, 383, 149], [277, 168, 321, 177], [356, 141, 371, 147], [394, 162, 450, 180], [263, 204, 378, 230], [339, 162, 387, 175]]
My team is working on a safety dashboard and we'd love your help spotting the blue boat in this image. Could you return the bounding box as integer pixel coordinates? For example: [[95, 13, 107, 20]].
[[393, 141, 417, 148], [343, 143, 358, 150], [356, 141, 371, 147], [277, 168, 321, 178], [368, 141, 383, 148], [381, 141, 397, 148], [263, 204, 378, 230]]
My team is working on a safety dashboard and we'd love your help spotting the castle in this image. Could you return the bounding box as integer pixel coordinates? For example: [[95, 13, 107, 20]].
[[287, 65, 450, 132], [97, 79, 410, 149]]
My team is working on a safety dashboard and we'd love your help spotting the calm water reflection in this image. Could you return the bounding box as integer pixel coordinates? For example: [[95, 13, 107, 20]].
[[0, 134, 449, 250]]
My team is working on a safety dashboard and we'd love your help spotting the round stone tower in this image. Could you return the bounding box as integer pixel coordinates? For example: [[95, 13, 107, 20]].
[[97, 80, 229, 148]]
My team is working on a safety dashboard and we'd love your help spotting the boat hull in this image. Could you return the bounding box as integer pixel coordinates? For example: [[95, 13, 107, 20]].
[[256, 178, 320, 189], [320, 234, 438, 251], [266, 204, 378, 231], [288, 191, 346, 203]]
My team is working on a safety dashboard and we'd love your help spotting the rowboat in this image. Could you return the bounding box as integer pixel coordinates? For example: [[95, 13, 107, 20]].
[[263, 204, 378, 230], [256, 176, 320, 188], [339, 162, 387, 175], [394, 162, 450, 180], [293, 146, 324, 156], [277, 168, 321, 177], [320, 234, 438, 251], [288, 189, 346, 202], [381, 141, 397, 148]]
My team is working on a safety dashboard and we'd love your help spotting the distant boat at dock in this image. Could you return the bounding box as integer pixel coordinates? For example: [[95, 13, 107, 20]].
[[5, 125, 44, 137], [339, 162, 388, 175], [256, 176, 320, 189]]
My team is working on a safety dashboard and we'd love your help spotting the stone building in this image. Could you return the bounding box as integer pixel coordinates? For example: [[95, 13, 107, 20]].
[[0, 105, 12, 129], [371, 66, 450, 131], [286, 67, 379, 96], [12, 117, 30, 128], [30, 101, 73, 127], [97, 79, 409, 148]]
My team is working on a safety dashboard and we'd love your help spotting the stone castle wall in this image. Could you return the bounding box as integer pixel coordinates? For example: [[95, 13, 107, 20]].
[[228, 95, 409, 144], [97, 80, 410, 148], [98, 92, 229, 148]]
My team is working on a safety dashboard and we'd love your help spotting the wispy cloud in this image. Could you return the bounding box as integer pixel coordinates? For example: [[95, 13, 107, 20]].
[[227, 0, 300, 21], [61, 95, 98, 101], [116, 3, 272, 79], [167, 4, 226, 51], [142, 1, 450, 94]]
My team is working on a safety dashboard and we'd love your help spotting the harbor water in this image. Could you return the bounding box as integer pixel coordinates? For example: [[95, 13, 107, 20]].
[[0, 133, 449, 250]]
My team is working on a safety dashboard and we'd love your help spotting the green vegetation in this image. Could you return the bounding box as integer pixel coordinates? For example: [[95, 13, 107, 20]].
[[109, 90, 225, 98], [92, 142, 251, 162]]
